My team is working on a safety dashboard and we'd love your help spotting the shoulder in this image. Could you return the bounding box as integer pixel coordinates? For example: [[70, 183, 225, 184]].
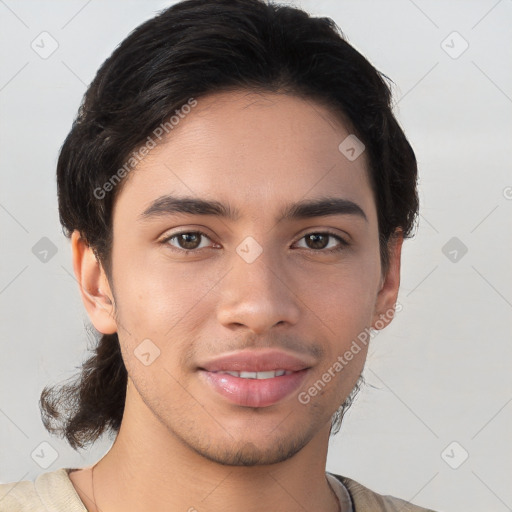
[[0, 478, 40, 512], [329, 473, 438, 512], [0, 468, 86, 512]]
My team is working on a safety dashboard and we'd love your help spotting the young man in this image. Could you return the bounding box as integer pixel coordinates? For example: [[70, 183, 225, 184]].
[[0, 0, 436, 510]]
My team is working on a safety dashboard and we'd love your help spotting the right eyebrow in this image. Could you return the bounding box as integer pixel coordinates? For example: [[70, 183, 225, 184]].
[[138, 195, 241, 222]]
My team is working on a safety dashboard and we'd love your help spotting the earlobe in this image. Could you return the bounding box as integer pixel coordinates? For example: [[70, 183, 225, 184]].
[[372, 229, 403, 330], [71, 230, 117, 334]]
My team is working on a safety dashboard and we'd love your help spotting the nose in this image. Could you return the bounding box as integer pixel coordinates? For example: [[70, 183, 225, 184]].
[[216, 244, 301, 334]]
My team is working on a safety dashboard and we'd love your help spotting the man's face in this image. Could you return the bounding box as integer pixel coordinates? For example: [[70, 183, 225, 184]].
[[103, 90, 392, 465]]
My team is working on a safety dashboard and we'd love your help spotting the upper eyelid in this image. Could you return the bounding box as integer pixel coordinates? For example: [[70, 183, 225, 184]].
[[161, 229, 213, 243]]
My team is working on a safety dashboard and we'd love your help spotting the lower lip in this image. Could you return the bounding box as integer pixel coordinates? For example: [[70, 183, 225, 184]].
[[199, 369, 309, 408]]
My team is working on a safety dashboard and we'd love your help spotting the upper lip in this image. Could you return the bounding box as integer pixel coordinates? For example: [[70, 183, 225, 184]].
[[198, 349, 314, 372]]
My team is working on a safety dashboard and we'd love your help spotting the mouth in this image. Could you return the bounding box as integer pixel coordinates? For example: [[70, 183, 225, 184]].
[[199, 368, 310, 408], [197, 349, 313, 408]]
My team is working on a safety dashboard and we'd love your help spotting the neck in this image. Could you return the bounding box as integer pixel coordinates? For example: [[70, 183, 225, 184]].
[[89, 379, 340, 512]]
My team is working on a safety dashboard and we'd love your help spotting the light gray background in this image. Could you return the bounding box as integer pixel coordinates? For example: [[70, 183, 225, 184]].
[[1, 1, 511, 511]]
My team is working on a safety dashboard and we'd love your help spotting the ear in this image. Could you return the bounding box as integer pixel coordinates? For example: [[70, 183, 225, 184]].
[[71, 230, 117, 334], [371, 229, 403, 331]]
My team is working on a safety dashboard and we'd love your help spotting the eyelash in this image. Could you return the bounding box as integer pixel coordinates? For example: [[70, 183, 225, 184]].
[[160, 230, 349, 255]]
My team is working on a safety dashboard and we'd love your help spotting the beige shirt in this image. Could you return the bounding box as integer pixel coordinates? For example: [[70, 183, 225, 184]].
[[0, 468, 436, 511]]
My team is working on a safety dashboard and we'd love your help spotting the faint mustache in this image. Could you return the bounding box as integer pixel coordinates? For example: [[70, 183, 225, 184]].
[[201, 332, 325, 360]]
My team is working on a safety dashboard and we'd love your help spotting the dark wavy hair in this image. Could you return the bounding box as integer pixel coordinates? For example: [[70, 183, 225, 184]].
[[40, 0, 419, 450]]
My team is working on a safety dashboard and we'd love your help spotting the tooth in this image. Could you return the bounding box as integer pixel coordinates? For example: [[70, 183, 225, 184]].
[[256, 371, 277, 379], [239, 371, 257, 379], [275, 370, 286, 377]]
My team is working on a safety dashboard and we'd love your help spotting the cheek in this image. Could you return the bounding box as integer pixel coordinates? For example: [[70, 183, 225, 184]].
[[305, 257, 381, 337], [111, 238, 203, 321], [110, 250, 217, 365], [300, 270, 375, 407]]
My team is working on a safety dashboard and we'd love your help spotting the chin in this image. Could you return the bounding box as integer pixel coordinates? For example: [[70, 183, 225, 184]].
[[188, 435, 311, 467]]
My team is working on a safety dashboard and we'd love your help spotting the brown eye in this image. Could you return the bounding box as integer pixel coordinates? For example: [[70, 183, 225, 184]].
[[305, 233, 329, 250], [295, 232, 348, 253], [163, 231, 213, 251], [177, 233, 202, 250]]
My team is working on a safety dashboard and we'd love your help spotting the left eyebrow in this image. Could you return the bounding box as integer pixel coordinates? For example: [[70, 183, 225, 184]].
[[278, 196, 368, 223], [138, 194, 367, 223]]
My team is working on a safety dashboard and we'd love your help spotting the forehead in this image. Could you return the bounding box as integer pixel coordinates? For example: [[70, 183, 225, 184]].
[[115, 90, 376, 225]]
